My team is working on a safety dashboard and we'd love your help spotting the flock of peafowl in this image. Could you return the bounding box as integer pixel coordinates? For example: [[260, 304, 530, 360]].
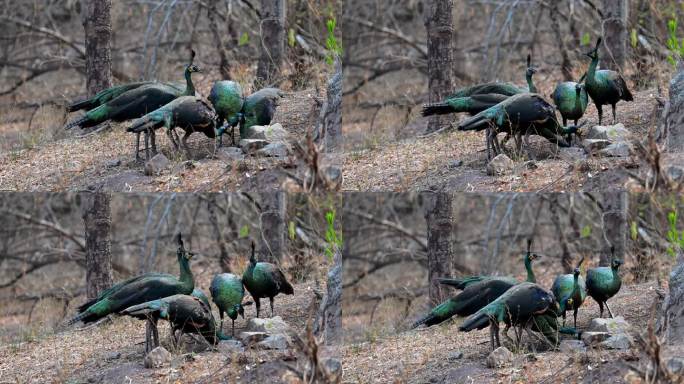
[[412, 240, 623, 351], [67, 234, 294, 354], [64, 50, 284, 161], [422, 38, 633, 161]]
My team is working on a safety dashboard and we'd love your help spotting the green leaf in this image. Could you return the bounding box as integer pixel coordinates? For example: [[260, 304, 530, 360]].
[[580, 225, 592, 238], [239, 225, 250, 238], [581, 33, 591, 46], [630, 29, 638, 48], [288, 221, 296, 240], [630, 221, 638, 241], [238, 32, 249, 46], [288, 28, 296, 47]]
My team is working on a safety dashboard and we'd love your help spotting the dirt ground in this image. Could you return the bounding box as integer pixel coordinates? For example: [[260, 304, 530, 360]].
[[341, 282, 680, 384], [0, 89, 325, 192], [342, 89, 660, 192]]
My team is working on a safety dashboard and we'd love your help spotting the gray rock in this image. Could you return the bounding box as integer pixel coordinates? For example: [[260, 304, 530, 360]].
[[246, 316, 291, 334], [666, 357, 684, 376], [239, 139, 269, 154], [322, 358, 342, 383], [585, 124, 630, 141], [106, 159, 121, 168], [322, 166, 343, 191], [243, 123, 290, 142], [100, 362, 145, 383], [582, 331, 612, 346], [588, 316, 631, 334], [449, 159, 463, 169], [442, 364, 489, 384], [256, 142, 289, 158], [557, 147, 588, 162], [447, 351, 464, 361], [217, 339, 245, 355], [598, 142, 631, 157], [559, 340, 587, 354], [582, 139, 612, 152], [524, 160, 538, 170], [106, 351, 121, 360], [215, 146, 245, 162], [144, 153, 170, 176], [239, 331, 269, 345], [486, 154, 514, 176], [665, 165, 684, 183], [256, 334, 290, 350], [143, 346, 172, 368], [486, 346, 513, 368], [600, 333, 633, 350]]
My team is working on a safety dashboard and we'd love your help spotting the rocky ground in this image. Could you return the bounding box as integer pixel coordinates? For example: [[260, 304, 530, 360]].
[[0, 281, 340, 383], [341, 282, 684, 383]]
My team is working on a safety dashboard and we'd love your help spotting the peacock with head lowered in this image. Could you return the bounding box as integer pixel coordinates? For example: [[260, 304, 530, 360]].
[[238, 88, 284, 140], [210, 273, 249, 335], [209, 80, 245, 147], [242, 241, 294, 318], [584, 38, 633, 125], [552, 73, 588, 145], [551, 257, 587, 328]]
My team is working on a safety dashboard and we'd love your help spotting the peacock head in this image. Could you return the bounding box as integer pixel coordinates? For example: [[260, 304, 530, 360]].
[[185, 49, 202, 74], [573, 267, 581, 276], [526, 54, 538, 77], [249, 240, 257, 265], [611, 259, 623, 269], [575, 83, 584, 94], [585, 38, 602, 60]]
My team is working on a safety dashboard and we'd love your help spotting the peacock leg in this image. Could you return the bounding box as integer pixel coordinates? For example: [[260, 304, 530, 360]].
[[485, 128, 492, 161], [143, 131, 150, 161], [150, 129, 157, 156], [573, 308, 579, 328], [255, 298, 261, 318], [230, 126, 236, 146], [562, 312, 566, 327], [611, 104, 617, 124], [604, 301, 615, 318], [597, 105, 603, 125], [269, 297, 275, 317], [151, 318, 159, 349], [135, 132, 142, 162], [145, 319, 152, 354], [598, 301, 604, 318], [232, 319, 235, 336], [219, 312, 224, 333], [502, 324, 515, 346]]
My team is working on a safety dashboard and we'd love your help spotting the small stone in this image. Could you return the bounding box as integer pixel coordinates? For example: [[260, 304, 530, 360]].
[[582, 139, 612, 152], [486, 346, 513, 368], [143, 346, 172, 369], [322, 358, 342, 383], [447, 351, 464, 361], [588, 316, 631, 334], [256, 142, 289, 157], [217, 339, 245, 355], [243, 123, 289, 142], [215, 147, 245, 162], [558, 147, 588, 162], [448, 159, 463, 169], [322, 166, 343, 191], [240, 139, 269, 154], [598, 142, 631, 157], [559, 340, 587, 354], [256, 334, 290, 350], [524, 160, 538, 170], [585, 124, 630, 141], [239, 332, 269, 344], [144, 153, 170, 176], [106, 351, 121, 360], [486, 154, 514, 176], [582, 331, 611, 346], [246, 316, 291, 334], [106, 159, 121, 168], [600, 333, 633, 350], [666, 357, 684, 376]]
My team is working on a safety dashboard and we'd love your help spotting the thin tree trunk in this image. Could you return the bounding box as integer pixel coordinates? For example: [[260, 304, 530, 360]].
[[81, 192, 113, 300], [316, 245, 342, 345], [660, 251, 684, 344], [424, 0, 454, 133], [207, 195, 230, 272], [320, 56, 343, 152], [550, 2, 573, 81], [83, 0, 112, 96], [425, 192, 453, 305], [207, 0, 231, 79], [664, 61, 684, 151], [259, 191, 286, 263], [600, 191, 628, 266], [256, 0, 286, 87], [601, 0, 628, 71]]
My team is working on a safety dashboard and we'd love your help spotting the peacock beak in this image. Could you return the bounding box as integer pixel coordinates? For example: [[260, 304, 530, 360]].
[[187, 252, 195, 260]]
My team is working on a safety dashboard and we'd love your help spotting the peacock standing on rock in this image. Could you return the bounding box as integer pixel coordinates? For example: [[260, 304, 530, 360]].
[[64, 51, 200, 131], [412, 240, 540, 329], [459, 282, 558, 351], [584, 38, 633, 125], [586, 246, 623, 318], [239, 88, 284, 139], [551, 257, 587, 328], [210, 273, 247, 336], [127, 95, 217, 160], [209, 80, 245, 147], [122, 294, 230, 349], [67, 233, 195, 352], [457, 93, 580, 159], [552, 74, 588, 145], [242, 241, 294, 318]]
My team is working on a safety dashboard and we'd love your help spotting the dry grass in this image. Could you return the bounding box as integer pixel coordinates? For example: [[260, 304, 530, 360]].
[[342, 282, 667, 384]]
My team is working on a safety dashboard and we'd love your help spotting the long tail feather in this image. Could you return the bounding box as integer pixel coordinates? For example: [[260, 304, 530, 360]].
[[459, 312, 491, 331], [438, 277, 483, 290], [64, 115, 88, 130], [411, 313, 437, 329], [67, 99, 95, 113], [422, 102, 455, 116], [128, 117, 163, 133], [457, 114, 490, 131], [121, 301, 162, 319]]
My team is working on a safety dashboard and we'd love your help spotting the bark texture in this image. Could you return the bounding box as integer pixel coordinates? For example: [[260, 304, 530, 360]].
[[599, 191, 628, 266], [82, 192, 113, 300], [321, 56, 343, 152], [601, 0, 628, 71], [256, 0, 286, 86], [661, 255, 684, 344], [259, 191, 286, 263], [664, 62, 684, 151], [83, 0, 112, 96], [425, 192, 453, 305], [424, 0, 454, 133]]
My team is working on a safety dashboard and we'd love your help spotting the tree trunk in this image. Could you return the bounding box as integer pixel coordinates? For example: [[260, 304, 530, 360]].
[[660, 253, 684, 344], [315, 245, 342, 345], [83, 0, 112, 96], [601, 0, 628, 71], [424, 0, 454, 133], [259, 191, 287, 263], [207, 195, 230, 272], [425, 192, 453, 305], [320, 56, 343, 152], [550, 1, 573, 81], [664, 61, 684, 151], [599, 191, 628, 266], [256, 0, 286, 87], [207, 0, 231, 79], [81, 192, 113, 300]]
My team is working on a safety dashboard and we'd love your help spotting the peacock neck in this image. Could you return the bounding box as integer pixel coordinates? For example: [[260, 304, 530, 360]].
[[524, 257, 536, 283], [571, 273, 580, 296], [178, 255, 194, 290], [574, 88, 583, 111], [183, 68, 195, 96], [587, 58, 598, 84], [526, 73, 537, 93], [611, 264, 621, 280]]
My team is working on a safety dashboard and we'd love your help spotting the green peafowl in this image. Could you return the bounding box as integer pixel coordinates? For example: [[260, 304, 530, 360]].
[[584, 38, 633, 125], [210, 273, 247, 336], [413, 240, 540, 329], [242, 241, 294, 318], [457, 93, 580, 159], [459, 282, 558, 351], [64, 51, 199, 131], [192, 288, 211, 308], [552, 74, 588, 145], [66, 81, 185, 113], [208, 81, 245, 147], [67, 233, 195, 352], [586, 246, 623, 318], [127, 95, 217, 159], [122, 294, 230, 349], [239, 88, 284, 139], [551, 257, 587, 328]]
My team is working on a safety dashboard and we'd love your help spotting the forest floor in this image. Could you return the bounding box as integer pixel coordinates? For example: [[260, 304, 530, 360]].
[[0, 89, 328, 192], [342, 89, 661, 192], [0, 280, 335, 383], [341, 282, 682, 384]]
